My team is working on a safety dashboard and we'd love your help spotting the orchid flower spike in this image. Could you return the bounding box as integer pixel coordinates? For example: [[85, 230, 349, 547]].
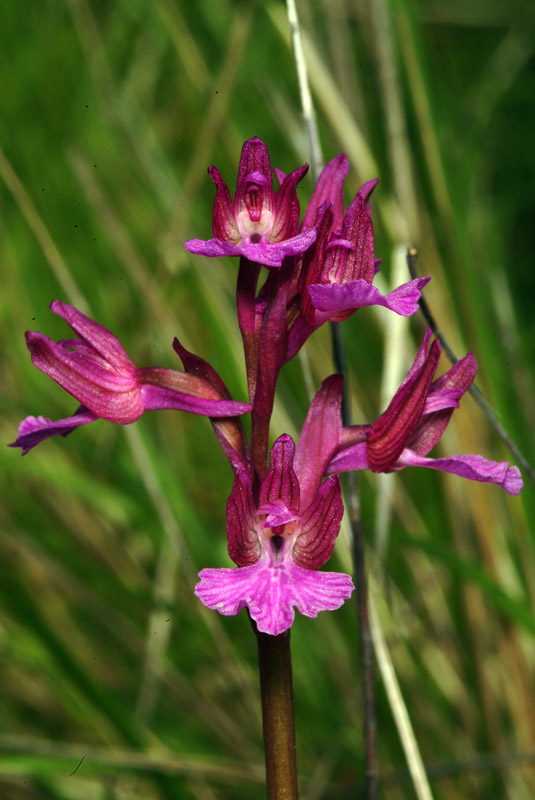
[[9, 301, 251, 454], [184, 137, 317, 268], [195, 377, 354, 635], [327, 330, 523, 495]]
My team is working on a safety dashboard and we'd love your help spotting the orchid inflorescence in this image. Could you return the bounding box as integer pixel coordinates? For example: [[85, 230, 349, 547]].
[[10, 137, 523, 636]]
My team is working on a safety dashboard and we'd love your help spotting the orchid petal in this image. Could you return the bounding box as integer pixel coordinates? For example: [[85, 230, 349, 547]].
[[294, 375, 343, 509], [397, 450, 524, 495], [27, 331, 144, 424], [50, 301, 132, 370], [367, 339, 441, 472], [326, 441, 369, 474], [195, 559, 354, 636], [301, 154, 348, 233], [271, 164, 309, 242], [293, 476, 344, 569], [8, 408, 98, 454], [184, 229, 317, 267], [411, 350, 477, 456], [308, 277, 429, 319], [226, 470, 260, 566], [140, 385, 251, 417], [208, 166, 241, 243], [260, 434, 300, 510]]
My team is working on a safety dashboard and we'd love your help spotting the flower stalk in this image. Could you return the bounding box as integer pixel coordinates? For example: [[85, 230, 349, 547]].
[[256, 629, 298, 800]]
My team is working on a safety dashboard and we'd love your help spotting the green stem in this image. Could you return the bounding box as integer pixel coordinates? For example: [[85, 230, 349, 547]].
[[256, 628, 298, 799]]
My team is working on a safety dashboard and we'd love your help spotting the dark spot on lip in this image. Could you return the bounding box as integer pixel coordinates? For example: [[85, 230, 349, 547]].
[[270, 535, 284, 554]]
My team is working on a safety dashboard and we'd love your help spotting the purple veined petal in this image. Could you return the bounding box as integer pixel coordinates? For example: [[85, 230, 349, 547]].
[[429, 351, 478, 396], [332, 191, 375, 284], [410, 349, 476, 457], [140, 385, 251, 417], [297, 201, 335, 328], [26, 331, 144, 424], [226, 469, 260, 566], [422, 388, 463, 415], [358, 178, 379, 206], [50, 301, 132, 371], [308, 277, 430, 319], [397, 449, 524, 495], [271, 164, 309, 242], [326, 441, 369, 475], [260, 434, 300, 510], [238, 229, 318, 267], [26, 332, 138, 392], [293, 476, 344, 569], [208, 166, 241, 243], [257, 500, 300, 528], [367, 338, 441, 473], [273, 167, 286, 186], [294, 375, 344, 509], [184, 238, 247, 259], [237, 137, 273, 186], [184, 229, 317, 267], [195, 557, 354, 636], [301, 154, 349, 233], [8, 408, 98, 455]]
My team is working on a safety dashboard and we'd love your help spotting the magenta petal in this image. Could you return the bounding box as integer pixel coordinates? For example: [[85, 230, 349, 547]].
[[326, 441, 369, 474], [411, 350, 477, 456], [8, 409, 98, 454], [238, 230, 317, 266], [140, 385, 251, 417], [271, 164, 309, 242], [208, 166, 241, 243], [294, 476, 344, 569], [422, 389, 462, 415], [368, 338, 441, 473], [237, 138, 272, 185], [397, 450, 524, 495], [226, 470, 260, 566], [184, 238, 246, 259], [26, 331, 144, 424], [258, 500, 300, 528], [308, 277, 429, 317], [260, 434, 300, 510], [184, 230, 316, 267], [294, 375, 343, 509], [301, 154, 348, 233], [50, 301, 132, 370], [195, 559, 354, 636]]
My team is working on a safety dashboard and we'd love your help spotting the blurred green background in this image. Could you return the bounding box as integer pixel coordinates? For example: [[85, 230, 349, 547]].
[[1, 0, 534, 798]]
